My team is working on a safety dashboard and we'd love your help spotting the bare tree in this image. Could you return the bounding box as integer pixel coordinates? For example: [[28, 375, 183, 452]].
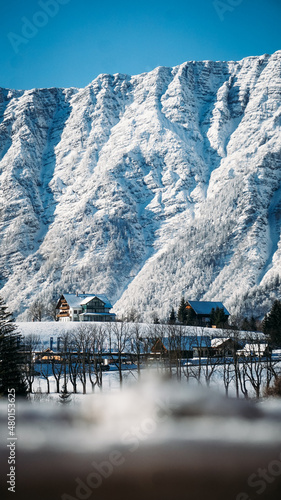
[[39, 360, 52, 394], [203, 352, 220, 388], [130, 323, 145, 378], [87, 324, 106, 391], [28, 299, 45, 322], [58, 332, 71, 393], [187, 329, 209, 384], [70, 325, 93, 394], [51, 356, 63, 393], [264, 355, 279, 393], [222, 356, 234, 397], [147, 322, 168, 374], [68, 349, 80, 394], [165, 324, 184, 379], [111, 321, 132, 386], [95, 324, 107, 388], [46, 300, 58, 321], [241, 337, 268, 399], [22, 334, 41, 393]]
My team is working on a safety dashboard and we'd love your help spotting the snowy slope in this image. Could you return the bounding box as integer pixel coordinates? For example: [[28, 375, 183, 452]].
[[1, 52, 281, 320]]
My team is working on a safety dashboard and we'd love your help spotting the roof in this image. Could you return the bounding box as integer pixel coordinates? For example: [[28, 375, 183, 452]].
[[160, 336, 212, 351], [80, 296, 106, 306], [79, 312, 116, 317], [187, 301, 230, 316], [61, 293, 113, 309], [211, 338, 232, 348]]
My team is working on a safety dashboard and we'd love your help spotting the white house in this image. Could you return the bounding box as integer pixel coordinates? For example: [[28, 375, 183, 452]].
[[56, 293, 116, 322]]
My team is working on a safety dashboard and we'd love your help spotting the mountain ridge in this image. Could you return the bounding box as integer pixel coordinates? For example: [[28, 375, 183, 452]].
[[1, 51, 281, 321]]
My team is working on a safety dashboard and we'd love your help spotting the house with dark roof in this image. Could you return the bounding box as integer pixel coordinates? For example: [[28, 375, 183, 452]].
[[150, 335, 241, 360], [186, 301, 230, 326], [56, 293, 116, 322], [151, 336, 212, 359]]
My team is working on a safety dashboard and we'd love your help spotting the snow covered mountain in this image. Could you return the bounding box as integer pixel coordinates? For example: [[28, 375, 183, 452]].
[[1, 51, 281, 321]]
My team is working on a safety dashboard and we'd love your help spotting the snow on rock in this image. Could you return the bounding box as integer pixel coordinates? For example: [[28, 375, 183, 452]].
[[1, 52, 281, 321]]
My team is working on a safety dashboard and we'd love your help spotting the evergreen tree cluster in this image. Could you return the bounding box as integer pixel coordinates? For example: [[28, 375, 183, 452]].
[[210, 307, 228, 328], [262, 299, 281, 347], [0, 296, 27, 397], [240, 316, 257, 332], [177, 297, 196, 325], [168, 298, 196, 326], [169, 299, 229, 327]]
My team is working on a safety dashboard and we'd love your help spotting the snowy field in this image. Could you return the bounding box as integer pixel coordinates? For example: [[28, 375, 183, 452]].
[[16, 320, 265, 349]]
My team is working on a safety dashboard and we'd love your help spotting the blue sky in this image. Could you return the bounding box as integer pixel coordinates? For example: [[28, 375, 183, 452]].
[[1, 0, 281, 89]]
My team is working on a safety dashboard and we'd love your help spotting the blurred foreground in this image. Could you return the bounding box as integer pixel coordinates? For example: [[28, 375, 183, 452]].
[[1, 376, 281, 500]]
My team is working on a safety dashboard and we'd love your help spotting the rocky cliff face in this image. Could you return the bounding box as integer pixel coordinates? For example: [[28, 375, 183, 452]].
[[1, 51, 281, 320]]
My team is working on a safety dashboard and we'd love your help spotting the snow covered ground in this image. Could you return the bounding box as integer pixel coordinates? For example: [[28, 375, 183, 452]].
[[16, 320, 265, 346]]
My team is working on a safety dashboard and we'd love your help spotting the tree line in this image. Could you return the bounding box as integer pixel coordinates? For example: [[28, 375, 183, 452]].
[[168, 296, 281, 348]]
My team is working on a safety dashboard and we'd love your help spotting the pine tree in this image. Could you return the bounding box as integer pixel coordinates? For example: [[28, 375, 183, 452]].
[[0, 296, 27, 397], [177, 297, 187, 325], [186, 307, 196, 326], [241, 317, 250, 331], [241, 316, 257, 332], [168, 307, 176, 324], [262, 300, 281, 347], [210, 307, 228, 328], [59, 384, 71, 404]]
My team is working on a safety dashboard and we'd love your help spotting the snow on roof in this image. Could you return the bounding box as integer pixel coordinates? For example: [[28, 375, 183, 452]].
[[79, 312, 116, 317], [187, 301, 230, 316], [62, 293, 112, 309], [211, 338, 231, 348], [238, 343, 268, 355]]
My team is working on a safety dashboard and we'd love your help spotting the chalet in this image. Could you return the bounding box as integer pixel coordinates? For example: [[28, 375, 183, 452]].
[[186, 301, 230, 326], [56, 293, 116, 322]]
